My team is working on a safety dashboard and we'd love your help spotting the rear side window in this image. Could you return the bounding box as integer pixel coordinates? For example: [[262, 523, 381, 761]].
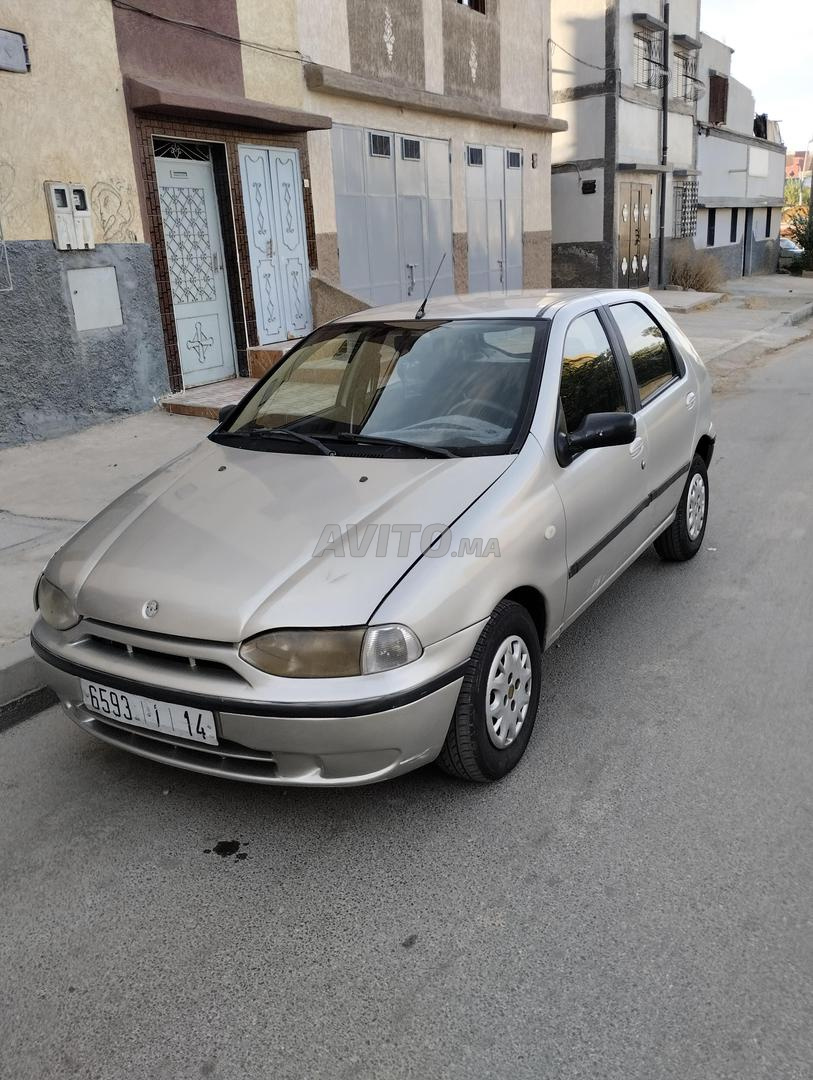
[[560, 311, 627, 433], [610, 303, 678, 404]]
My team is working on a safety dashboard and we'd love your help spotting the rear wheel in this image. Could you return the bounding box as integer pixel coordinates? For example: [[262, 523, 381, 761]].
[[438, 600, 542, 783], [654, 453, 709, 561]]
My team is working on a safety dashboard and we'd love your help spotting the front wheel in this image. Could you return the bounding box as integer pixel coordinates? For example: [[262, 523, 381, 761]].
[[654, 453, 709, 561], [438, 600, 542, 783]]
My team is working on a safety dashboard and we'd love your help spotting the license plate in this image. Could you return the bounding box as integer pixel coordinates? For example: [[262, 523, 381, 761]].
[[80, 680, 218, 746]]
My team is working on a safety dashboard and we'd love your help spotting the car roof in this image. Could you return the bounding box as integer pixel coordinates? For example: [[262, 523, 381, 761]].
[[333, 289, 660, 323]]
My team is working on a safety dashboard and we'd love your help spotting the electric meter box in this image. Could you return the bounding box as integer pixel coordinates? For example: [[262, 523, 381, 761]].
[[44, 182, 96, 250]]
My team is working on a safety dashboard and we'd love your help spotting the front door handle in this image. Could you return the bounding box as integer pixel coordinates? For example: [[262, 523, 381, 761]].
[[629, 436, 644, 458]]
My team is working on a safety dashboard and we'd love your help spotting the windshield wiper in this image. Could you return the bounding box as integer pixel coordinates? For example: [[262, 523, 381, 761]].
[[225, 426, 334, 456], [336, 432, 457, 458]]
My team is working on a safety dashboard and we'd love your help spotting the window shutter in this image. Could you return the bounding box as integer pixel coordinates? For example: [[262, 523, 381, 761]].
[[708, 74, 728, 125]]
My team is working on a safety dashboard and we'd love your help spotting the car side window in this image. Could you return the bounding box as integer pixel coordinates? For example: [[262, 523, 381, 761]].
[[610, 303, 679, 405], [560, 311, 627, 433]]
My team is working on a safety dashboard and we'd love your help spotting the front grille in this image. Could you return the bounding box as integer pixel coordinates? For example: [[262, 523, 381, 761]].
[[85, 715, 279, 781], [85, 634, 240, 682], [73, 623, 252, 689]]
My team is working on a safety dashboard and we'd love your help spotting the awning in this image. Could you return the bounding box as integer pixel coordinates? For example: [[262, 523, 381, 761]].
[[124, 75, 332, 133]]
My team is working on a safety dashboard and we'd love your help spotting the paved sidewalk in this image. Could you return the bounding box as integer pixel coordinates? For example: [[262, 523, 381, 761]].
[[2, 274, 812, 717]]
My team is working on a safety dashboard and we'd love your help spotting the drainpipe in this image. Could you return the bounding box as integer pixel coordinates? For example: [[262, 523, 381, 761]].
[[657, 1, 670, 286]]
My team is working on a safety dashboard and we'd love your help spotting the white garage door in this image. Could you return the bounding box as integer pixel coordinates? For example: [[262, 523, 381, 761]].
[[332, 125, 454, 307]]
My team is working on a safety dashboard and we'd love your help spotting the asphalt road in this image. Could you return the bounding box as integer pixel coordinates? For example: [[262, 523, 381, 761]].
[[2, 339, 812, 1080]]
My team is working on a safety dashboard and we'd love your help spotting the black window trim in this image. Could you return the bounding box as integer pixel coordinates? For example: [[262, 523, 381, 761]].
[[602, 301, 686, 412], [554, 306, 636, 467]]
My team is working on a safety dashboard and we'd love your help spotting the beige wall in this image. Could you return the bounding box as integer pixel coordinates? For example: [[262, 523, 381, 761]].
[[237, 0, 305, 107], [0, 0, 142, 243]]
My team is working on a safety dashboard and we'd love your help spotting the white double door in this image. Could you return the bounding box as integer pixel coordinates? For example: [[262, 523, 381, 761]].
[[156, 156, 236, 387], [466, 145, 523, 293], [239, 146, 312, 345]]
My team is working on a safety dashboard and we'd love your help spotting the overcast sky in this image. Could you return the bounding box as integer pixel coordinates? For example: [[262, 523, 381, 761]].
[[700, 0, 812, 152]]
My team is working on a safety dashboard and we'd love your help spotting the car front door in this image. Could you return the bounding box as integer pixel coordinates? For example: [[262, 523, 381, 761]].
[[606, 301, 697, 536], [553, 310, 651, 622]]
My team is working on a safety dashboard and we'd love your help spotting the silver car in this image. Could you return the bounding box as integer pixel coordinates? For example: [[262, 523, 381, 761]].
[[33, 290, 714, 786]]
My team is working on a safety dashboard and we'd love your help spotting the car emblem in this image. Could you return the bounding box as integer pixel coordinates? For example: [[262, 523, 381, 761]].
[[143, 600, 159, 618]]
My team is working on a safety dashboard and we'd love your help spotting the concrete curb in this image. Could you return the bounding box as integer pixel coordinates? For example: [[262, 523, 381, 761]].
[[705, 301, 813, 363], [0, 638, 55, 730]]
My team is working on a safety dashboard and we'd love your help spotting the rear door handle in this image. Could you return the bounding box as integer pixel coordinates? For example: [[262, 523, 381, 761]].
[[685, 391, 697, 410]]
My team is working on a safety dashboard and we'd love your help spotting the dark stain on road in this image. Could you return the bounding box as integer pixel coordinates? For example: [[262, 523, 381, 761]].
[[401, 933, 418, 949], [203, 840, 247, 861]]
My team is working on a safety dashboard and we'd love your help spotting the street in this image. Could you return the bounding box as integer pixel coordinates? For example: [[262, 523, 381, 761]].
[[1, 337, 812, 1080]]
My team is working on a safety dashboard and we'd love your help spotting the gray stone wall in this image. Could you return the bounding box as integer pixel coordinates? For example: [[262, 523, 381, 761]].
[[749, 237, 779, 276], [551, 241, 614, 288], [0, 242, 168, 448]]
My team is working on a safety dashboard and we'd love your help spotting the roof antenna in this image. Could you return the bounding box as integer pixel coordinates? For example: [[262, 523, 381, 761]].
[[414, 252, 446, 320]]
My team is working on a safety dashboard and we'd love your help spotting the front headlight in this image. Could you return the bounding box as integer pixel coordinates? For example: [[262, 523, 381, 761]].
[[239, 624, 422, 678], [35, 575, 80, 630]]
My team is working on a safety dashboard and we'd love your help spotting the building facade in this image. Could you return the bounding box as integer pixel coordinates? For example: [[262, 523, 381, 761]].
[[0, 0, 565, 447], [549, 0, 784, 288], [693, 33, 784, 278]]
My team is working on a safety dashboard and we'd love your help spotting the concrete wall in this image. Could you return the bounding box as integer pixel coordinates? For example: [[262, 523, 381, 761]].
[[0, 0, 168, 447], [0, 243, 168, 448]]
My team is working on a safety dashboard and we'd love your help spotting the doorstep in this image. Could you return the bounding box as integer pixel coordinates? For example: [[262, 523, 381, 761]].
[[160, 377, 257, 420]]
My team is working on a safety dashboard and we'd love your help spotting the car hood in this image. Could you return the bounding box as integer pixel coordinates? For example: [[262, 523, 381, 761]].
[[46, 441, 513, 642]]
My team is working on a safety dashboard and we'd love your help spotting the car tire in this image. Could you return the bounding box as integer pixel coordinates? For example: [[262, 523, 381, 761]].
[[654, 453, 709, 562], [437, 599, 542, 783]]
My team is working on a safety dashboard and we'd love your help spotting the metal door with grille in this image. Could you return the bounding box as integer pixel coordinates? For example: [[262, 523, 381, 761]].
[[618, 182, 652, 287], [156, 156, 237, 388], [239, 146, 312, 345]]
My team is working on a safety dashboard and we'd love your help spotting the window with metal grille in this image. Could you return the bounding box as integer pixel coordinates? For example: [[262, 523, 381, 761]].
[[708, 73, 728, 125], [673, 179, 698, 238], [457, 0, 486, 12], [706, 208, 716, 246], [369, 133, 392, 158], [466, 145, 484, 167], [401, 138, 421, 161], [154, 139, 211, 161], [506, 150, 522, 169], [730, 207, 738, 243], [673, 49, 699, 102], [634, 30, 664, 89]]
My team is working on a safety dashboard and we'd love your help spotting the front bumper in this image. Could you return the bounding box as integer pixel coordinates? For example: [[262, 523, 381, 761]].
[[31, 621, 478, 786]]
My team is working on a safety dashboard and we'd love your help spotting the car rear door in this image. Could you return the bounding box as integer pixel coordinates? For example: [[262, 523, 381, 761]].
[[605, 301, 698, 536], [552, 309, 651, 622]]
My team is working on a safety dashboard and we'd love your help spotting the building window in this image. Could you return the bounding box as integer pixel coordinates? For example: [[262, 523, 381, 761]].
[[634, 30, 664, 89], [707, 208, 716, 246], [457, 0, 486, 11], [466, 145, 484, 167], [506, 150, 522, 169], [673, 49, 698, 102], [369, 132, 392, 158], [765, 207, 772, 237], [673, 179, 698, 238], [730, 207, 739, 243], [708, 73, 729, 125], [401, 137, 421, 161]]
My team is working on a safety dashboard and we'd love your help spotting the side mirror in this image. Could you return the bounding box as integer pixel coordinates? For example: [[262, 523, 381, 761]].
[[218, 404, 238, 426], [558, 412, 636, 463]]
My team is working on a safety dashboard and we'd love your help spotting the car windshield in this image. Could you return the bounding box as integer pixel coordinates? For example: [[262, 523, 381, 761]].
[[213, 319, 544, 457]]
